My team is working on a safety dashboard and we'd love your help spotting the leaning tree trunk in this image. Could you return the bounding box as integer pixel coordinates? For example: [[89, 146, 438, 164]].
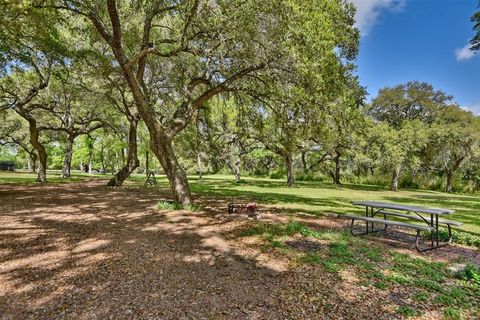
[[114, 56, 193, 204], [26, 118, 47, 182], [36, 148, 47, 183], [107, 118, 140, 186], [15, 109, 47, 182], [61, 135, 75, 178], [390, 165, 401, 191], [285, 152, 295, 187], [149, 133, 192, 205], [28, 152, 37, 173]]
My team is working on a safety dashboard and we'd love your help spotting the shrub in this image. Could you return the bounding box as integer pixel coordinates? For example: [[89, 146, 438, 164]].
[[296, 173, 326, 182], [455, 263, 480, 285], [422, 229, 480, 249], [399, 175, 420, 189], [269, 170, 284, 180]]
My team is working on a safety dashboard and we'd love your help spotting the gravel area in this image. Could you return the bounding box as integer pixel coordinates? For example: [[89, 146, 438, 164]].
[[0, 180, 477, 319]]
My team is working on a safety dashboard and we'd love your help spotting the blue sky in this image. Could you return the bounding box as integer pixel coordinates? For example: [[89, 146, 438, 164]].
[[352, 0, 480, 113]]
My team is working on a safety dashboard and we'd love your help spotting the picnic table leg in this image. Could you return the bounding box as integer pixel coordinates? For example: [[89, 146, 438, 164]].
[[446, 224, 453, 243], [416, 213, 449, 252], [430, 214, 434, 248], [382, 209, 388, 231], [370, 207, 374, 231]]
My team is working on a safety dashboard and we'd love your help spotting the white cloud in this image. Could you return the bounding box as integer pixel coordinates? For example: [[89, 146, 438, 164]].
[[464, 103, 480, 115], [454, 44, 475, 61], [350, 0, 406, 35]]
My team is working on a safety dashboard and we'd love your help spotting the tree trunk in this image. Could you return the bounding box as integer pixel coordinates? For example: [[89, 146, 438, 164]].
[[107, 117, 140, 186], [36, 147, 47, 183], [88, 147, 93, 174], [445, 171, 454, 193], [445, 157, 464, 193], [390, 166, 401, 191], [113, 55, 193, 204], [28, 152, 37, 173], [197, 152, 203, 180], [145, 150, 149, 175], [99, 147, 105, 173], [26, 118, 46, 182], [301, 151, 308, 173], [121, 148, 126, 166], [61, 135, 75, 178], [229, 156, 241, 182], [114, 152, 119, 172], [285, 153, 295, 187], [15, 109, 46, 182], [333, 150, 341, 185], [150, 134, 192, 205]]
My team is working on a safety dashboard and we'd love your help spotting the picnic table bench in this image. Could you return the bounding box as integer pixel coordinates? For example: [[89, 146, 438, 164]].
[[344, 201, 462, 252]]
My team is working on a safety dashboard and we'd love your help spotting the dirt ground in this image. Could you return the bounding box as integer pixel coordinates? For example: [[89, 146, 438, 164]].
[[0, 180, 478, 319]]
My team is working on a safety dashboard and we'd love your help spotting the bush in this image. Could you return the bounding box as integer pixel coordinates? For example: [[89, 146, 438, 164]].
[[342, 174, 390, 187], [269, 170, 284, 180], [455, 263, 480, 285], [422, 229, 480, 249], [400, 175, 420, 189], [296, 172, 326, 182]]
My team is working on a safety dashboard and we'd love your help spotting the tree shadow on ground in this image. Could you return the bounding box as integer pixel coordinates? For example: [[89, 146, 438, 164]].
[[189, 176, 389, 192], [0, 180, 403, 319]]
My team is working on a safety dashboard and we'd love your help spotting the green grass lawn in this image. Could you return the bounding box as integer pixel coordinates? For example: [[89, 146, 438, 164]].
[[2, 171, 479, 235], [183, 175, 480, 235], [0, 170, 109, 184]]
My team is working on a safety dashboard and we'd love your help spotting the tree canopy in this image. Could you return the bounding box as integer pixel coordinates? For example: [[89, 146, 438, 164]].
[[0, 0, 479, 200]]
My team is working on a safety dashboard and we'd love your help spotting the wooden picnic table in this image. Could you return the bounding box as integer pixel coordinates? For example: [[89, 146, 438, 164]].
[[345, 201, 462, 252]]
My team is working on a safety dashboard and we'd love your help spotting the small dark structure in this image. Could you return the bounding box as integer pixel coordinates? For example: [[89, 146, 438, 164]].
[[228, 202, 257, 216], [144, 171, 157, 187], [0, 161, 15, 171]]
